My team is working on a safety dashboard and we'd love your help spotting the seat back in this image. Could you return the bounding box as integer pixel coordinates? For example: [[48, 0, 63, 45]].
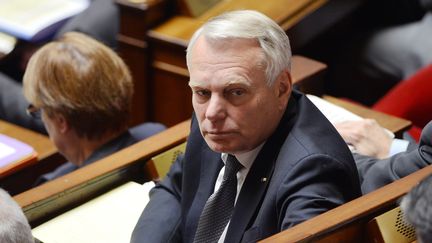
[[146, 142, 187, 181], [366, 206, 416, 243]]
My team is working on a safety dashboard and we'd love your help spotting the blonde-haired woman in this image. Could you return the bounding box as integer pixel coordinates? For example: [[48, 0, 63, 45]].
[[23, 32, 137, 185]]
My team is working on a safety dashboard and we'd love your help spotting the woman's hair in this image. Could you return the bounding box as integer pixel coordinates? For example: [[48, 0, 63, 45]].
[[186, 10, 291, 85], [23, 32, 133, 139]]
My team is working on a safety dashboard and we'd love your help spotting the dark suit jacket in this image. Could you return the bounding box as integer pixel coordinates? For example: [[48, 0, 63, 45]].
[[131, 91, 361, 243], [356, 120, 432, 194], [34, 131, 137, 186]]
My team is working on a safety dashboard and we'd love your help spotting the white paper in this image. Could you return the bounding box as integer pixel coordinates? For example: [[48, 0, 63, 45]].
[[0, 142, 16, 159], [0, 32, 16, 54], [0, 0, 89, 40], [33, 181, 155, 243]]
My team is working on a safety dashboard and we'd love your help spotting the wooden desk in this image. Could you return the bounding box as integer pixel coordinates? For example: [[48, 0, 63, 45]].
[[324, 96, 412, 138], [0, 120, 64, 195]]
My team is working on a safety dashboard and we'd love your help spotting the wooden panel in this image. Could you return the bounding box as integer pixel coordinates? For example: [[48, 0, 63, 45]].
[[116, 0, 171, 125], [118, 38, 149, 125], [117, 0, 170, 42], [151, 64, 193, 126]]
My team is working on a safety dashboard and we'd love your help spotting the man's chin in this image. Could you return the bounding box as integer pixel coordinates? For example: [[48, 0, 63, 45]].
[[204, 138, 247, 154], [205, 139, 234, 153]]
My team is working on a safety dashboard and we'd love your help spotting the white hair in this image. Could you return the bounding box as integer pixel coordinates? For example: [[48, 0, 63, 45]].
[[186, 10, 291, 86], [0, 189, 34, 243], [400, 174, 432, 243]]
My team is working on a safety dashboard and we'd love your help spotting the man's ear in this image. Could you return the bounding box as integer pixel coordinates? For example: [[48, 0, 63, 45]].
[[277, 69, 292, 98]]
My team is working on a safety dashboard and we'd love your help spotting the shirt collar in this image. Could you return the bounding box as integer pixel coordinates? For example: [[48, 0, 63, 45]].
[[221, 142, 265, 171]]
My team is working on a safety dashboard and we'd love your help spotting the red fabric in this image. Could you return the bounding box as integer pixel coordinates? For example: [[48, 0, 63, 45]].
[[373, 65, 432, 141]]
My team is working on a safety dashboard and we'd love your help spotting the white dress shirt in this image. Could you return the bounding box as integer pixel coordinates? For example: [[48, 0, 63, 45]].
[[215, 143, 265, 243]]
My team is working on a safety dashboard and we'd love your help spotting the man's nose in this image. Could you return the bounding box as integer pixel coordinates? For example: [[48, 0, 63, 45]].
[[205, 95, 226, 122]]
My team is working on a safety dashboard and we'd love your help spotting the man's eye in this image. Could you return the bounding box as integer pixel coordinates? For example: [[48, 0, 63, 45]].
[[195, 90, 210, 97], [230, 89, 245, 96]]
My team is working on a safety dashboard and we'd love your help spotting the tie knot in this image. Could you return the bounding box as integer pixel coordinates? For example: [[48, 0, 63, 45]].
[[224, 154, 242, 180]]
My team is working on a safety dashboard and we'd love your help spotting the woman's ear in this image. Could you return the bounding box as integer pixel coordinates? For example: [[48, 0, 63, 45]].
[[54, 114, 69, 134]]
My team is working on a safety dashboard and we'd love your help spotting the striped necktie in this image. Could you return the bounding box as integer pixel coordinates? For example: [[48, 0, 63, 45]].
[[193, 154, 243, 243]]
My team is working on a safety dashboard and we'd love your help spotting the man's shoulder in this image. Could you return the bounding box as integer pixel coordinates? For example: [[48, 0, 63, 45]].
[[279, 91, 356, 171], [292, 91, 349, 150]]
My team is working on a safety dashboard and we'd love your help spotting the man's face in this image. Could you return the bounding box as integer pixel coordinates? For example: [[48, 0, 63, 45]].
[[189, 36, 291, 154]]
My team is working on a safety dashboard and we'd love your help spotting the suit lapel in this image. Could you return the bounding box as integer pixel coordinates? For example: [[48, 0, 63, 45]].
[[225, 95, 297, 242], [184, 145, 223, 242]]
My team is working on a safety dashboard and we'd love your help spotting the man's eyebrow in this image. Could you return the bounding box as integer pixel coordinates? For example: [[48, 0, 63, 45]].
[[188, 80, 201, 88], [226, 78, 251, 87]]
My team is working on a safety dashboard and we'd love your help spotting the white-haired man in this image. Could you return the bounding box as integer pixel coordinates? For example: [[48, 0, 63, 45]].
[[0, 189, 34, 243], [132, 10, 361, 242]]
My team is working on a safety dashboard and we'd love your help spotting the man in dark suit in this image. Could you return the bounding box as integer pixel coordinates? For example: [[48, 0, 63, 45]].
[[131, 10, 361, 243]]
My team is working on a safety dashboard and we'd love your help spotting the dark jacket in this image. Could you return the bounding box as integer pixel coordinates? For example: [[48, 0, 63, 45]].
[[356, 120, 432, 194]]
